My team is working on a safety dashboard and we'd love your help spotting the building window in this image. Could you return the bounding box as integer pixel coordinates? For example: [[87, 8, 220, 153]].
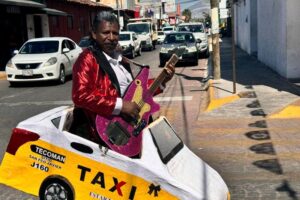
[[51, 16, 59, 27], [67, 15, 73, 29]]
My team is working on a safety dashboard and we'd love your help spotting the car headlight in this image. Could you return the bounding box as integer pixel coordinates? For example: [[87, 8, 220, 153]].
[[6, 59, 14, 68], [188, 46, 197, 52], [44, 57, 57, 66], [146, 38, 151, 44], [160, 47, 169, 53]]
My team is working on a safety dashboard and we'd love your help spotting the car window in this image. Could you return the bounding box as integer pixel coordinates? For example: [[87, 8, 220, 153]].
[[19, 41, 59, 54], [178, 24, 204, 33], [79, 37, 91, 48], [158, 31, 164, 36], [149, 118, 183, 164], [120, 34, 131, 41], [66, 40, 75, 50], [164, 33, 195, 44], [62, 40, 70, 51], [163, 27, 174, 31]]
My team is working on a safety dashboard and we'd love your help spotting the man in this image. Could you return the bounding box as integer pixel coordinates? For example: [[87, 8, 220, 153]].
[[71, 11, 174, 151]]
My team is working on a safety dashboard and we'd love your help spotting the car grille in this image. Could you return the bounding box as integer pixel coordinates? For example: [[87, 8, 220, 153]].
[[168, 47, 188, 55], [141, 41, 146, 45], [15, 74, 44, 79], [15, 63, 41, 69]]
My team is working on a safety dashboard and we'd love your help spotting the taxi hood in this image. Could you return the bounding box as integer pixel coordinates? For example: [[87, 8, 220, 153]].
[[140, 117, 229, 200]]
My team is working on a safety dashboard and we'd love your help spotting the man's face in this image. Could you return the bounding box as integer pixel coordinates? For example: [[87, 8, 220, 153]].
[[92, 20, 119, 56]]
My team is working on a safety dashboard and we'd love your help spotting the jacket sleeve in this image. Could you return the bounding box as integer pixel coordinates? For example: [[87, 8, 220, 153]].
[[72, 50, 117, 116]]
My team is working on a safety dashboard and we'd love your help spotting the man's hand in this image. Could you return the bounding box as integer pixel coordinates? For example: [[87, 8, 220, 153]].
[[162, 63, 175, 86], [121, 101, 141, 119]]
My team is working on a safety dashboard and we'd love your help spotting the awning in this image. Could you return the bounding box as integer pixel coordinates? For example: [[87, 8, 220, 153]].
[[42, 8, 68, 16], [0, 0, 46, 8]]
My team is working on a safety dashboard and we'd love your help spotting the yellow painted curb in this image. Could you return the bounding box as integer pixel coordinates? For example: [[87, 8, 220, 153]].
[[269, 105, 300, 118], [205, 80, 240, 112]]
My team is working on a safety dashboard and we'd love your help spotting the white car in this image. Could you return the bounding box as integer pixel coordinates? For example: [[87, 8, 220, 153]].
[[5, 37, 82, 85], [0, 106, 230, 200], [177, 23, 209, 57], [162, 26, 176, 34], [157, 31, 166, 44], [119, 31, 142, 58]]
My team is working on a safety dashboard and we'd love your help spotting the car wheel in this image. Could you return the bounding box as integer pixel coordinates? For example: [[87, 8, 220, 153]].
[[58, 66, 66, 84], [193, 59, 198, 66], [159, 60, 165, 68], [9, 81, 18, 87], [204, 49, 210, 58], [39, 178, 74, 200], [137, 46, 142, 56], [131, 48, 135, 59]]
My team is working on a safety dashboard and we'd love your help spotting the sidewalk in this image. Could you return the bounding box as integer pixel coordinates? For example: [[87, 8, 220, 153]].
[[0, 72, 6, 80], [193, 38, 300, 199]]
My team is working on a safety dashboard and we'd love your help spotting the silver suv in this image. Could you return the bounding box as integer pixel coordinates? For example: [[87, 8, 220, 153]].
[[177, 22, 209, 57]]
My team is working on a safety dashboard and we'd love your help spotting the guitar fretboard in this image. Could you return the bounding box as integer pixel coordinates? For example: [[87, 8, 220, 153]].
[[149, 54, 179, 94]]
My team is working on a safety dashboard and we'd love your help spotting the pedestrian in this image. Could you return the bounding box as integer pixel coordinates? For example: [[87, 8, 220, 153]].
[[71, 11, 175, 156]]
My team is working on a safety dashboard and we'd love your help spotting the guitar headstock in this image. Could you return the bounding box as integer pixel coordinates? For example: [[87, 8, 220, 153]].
[[164, 54, 179, 69]]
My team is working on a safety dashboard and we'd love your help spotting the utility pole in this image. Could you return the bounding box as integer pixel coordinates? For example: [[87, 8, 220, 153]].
[[116, 0, 120, 23], [210, 0, 221, 80], [231, 0, 237, 93]]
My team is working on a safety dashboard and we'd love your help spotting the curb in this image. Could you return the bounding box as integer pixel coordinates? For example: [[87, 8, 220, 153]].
[[268, 99, 300, 119], [0, 72, 6, 80]]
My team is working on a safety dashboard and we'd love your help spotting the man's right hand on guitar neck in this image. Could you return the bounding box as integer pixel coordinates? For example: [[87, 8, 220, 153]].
[[121, 101, 141, 119]]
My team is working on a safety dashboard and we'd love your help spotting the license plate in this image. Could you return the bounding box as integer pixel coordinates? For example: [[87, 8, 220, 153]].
[[22, 69, 33, 76]]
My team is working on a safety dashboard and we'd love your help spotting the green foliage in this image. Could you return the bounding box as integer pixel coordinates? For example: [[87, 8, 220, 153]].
[[182, 9, 192, 22]]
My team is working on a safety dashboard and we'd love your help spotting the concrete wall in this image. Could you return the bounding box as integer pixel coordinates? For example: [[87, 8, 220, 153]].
[[286, 0, 300, 79], [257, 0, 287, 77], [235, 0, 250, 54], [26, 15, 35, 39], [235, 0, 257, 55], [41, 15, 49, 37], [250, 0, 257, 55]]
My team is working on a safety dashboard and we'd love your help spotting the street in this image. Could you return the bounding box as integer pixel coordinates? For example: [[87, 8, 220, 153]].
[[0, 46, 209, 199]]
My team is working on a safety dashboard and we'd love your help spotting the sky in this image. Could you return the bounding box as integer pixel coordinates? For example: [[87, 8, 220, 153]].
[[175, 0, 211, 18]]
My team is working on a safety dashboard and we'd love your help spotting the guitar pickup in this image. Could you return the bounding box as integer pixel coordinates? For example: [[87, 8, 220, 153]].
[[106, 122, 131, 146]]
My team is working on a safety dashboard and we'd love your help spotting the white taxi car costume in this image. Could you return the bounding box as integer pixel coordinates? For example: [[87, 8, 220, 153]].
[[0, 106, 230, 200]]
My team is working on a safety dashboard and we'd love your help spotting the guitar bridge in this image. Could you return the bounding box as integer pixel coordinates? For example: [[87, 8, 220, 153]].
[[133, 119, 147, 136]]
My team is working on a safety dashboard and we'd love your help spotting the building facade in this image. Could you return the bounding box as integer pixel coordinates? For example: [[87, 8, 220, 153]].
[[234, 0, 300, 80], [0, 0, 112, 71]]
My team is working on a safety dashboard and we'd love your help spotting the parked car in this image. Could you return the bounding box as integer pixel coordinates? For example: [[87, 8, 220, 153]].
[[159, 32, 200, 67], [157, 31, 166, 44], [177, 22, 209, 57], [162, 26, 176, 34], [78, 36, 92, 50], [5, 37, 82, 85], [119, 31, 142, 58], [0, 106, 230, 200]]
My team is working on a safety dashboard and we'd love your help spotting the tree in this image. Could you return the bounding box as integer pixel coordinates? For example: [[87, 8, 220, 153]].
[[182, 9, 192, 22]]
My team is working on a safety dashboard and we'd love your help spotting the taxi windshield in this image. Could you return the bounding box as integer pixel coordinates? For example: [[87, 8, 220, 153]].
[[149, 118, 183, 164]]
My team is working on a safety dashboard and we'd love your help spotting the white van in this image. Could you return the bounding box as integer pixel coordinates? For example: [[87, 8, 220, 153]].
[[177, 22, 209, 57]]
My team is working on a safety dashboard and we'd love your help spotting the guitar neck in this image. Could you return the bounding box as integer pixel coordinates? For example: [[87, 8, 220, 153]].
[[149, 54, 179, 94]]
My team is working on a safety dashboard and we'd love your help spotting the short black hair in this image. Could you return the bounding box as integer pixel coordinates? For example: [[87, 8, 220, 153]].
[[92, 11, 120, 32]]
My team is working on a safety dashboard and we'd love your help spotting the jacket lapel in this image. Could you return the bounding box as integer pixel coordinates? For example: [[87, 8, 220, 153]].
[[89, 47, 121, 96]]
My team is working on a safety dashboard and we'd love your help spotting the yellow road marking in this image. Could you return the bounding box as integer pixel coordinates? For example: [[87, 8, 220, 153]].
[[206, 80, 240, 112]]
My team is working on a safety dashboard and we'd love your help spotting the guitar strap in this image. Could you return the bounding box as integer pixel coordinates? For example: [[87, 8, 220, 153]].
[[88, 46, 121, 96]]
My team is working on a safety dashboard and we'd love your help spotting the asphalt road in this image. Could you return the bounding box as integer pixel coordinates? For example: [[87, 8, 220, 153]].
[[0, 46, 208, 199]]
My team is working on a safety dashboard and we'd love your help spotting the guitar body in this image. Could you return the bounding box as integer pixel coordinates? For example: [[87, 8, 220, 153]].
[[96, 68, 160, 157]]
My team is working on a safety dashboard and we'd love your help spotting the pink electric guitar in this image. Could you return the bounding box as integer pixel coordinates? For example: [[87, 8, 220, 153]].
[[95, 54, 179, 157]]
